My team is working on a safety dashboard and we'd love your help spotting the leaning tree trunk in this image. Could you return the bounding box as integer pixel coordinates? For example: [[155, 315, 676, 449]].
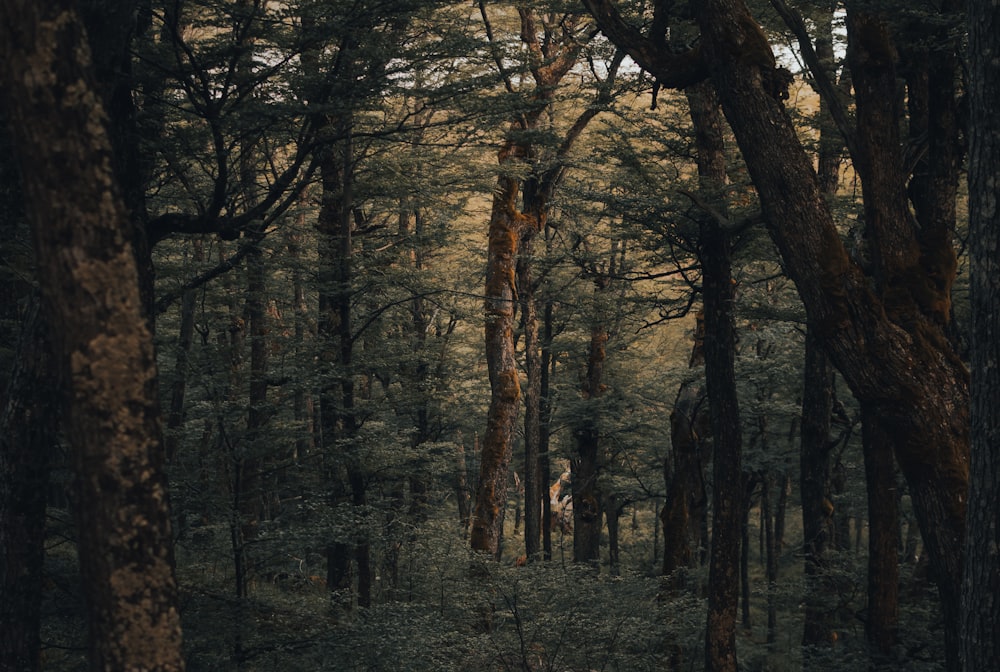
[[961, 1, 1000, 669], [0, 2, 185, 668], [581, 7, 969, 667], [695, 6, 968, 669]]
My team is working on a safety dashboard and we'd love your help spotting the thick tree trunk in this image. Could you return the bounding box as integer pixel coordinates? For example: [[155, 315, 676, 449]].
[[0, 3, 185, 668], [695, 7, 968, 669], [961, 1, 1000, 668], [702, 216, 743, 672], [862, 408, 899, 658]]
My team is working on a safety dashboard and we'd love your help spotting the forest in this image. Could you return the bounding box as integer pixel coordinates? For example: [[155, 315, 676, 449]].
[[0, 0, 998, 671]]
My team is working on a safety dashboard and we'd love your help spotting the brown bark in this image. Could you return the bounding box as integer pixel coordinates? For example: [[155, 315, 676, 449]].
[[472, 7, 591, 557], [681, 73, 743, 672], [961, 1, 1000, 668], [800, 8, 842, 651], [472, 162, 528, 557], [0, 2, 185, 669]]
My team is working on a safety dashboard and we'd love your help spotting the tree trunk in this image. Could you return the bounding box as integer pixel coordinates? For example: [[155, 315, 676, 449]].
[[518, 234, 542, 560], [961, 1, 1000, 668], [800, 332, 837, 652], [699, 6, 968, 668], [572, 322, 607, 566], [0, 2, 185, 668], [663, 309, 709, 589], [701, 209, 743, 672], [164, 240, 202, 463], [0, 300, 56, 672], [471, 161, 525, 557], [540, 296, 555, 560], [862, 408, 900, 659], [740, 479, 754, 632], [762, 475, 777, 648], [472, 7, 590, 557]]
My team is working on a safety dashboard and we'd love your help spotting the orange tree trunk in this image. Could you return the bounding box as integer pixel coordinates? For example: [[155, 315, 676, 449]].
[[471, 165, 528, 557]]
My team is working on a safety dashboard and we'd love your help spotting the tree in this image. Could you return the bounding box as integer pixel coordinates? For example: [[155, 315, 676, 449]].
[[471, 5, 600, 558], [582, 1, 969, 667], [961, 0, 1000, 668], [0, 1, 185, 669]]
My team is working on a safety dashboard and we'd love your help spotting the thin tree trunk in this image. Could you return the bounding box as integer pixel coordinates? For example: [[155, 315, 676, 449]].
[[0, 300, 56, 672], [165, 240, 203, 463], [572, 321, 607, 566], [471, 162, 524, 557], [800, 332, 837, 652], [540, 297, 555, 560], [0, 3, 185, 666], [518, 234, 542, 560], [762, 475, 778, 648]]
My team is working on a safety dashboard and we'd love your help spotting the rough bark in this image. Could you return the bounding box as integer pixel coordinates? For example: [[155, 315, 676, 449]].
[[472, 159, 528, 556], [0, 2, 185, 669], [681, 72, 743, 672], [701, 191, 743, 672], [961, 1, 1000, 668], [472, 7, 590, 557]]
